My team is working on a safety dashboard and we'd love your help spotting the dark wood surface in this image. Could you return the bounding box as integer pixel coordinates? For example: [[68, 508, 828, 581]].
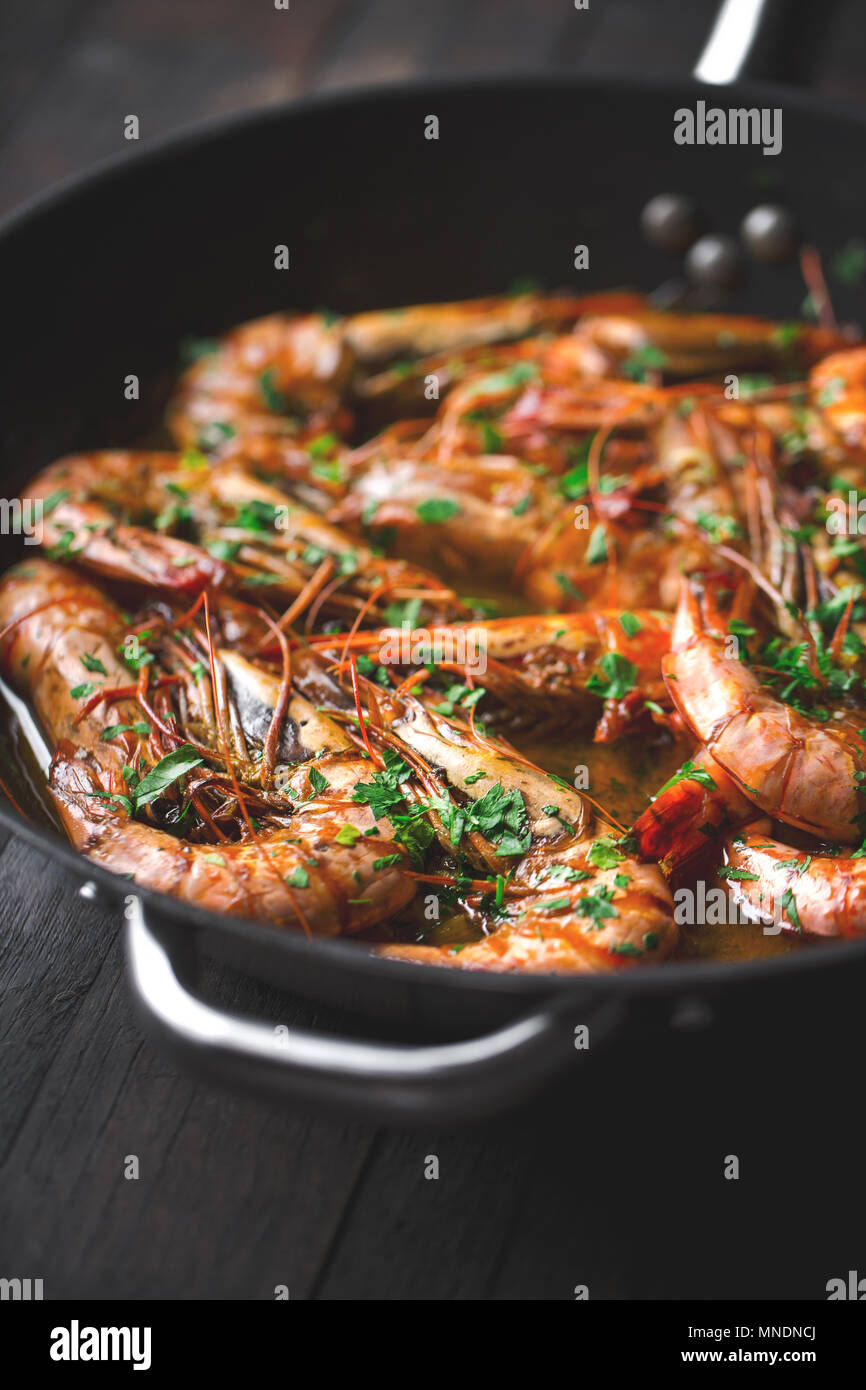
[[2, 0, 866, 1301]]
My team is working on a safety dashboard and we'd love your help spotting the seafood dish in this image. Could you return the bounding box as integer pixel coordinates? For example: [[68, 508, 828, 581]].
[[3, 289, 866, 973]]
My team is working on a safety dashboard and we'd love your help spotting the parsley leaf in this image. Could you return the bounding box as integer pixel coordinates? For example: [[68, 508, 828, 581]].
[[777, 887, 802, 932], [621, 345, 667, 381], [352, 747, 413, 820], [576, 886, 619, 926], [585, 523, 608, 565], [134, 746, 204, 810], [373, 854, 403, 870], [588, 837, 626, 870], [100, 722, 151, 741], [656, 760, 717, 794], [415, 498, 461, 524], [586, 652, 638, 700], [80, 652, 107, 675], [259, 367, 291, 413], [308, 767, 329, 796]]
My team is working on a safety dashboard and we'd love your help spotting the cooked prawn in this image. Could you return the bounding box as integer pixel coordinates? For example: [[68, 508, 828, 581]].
[[50, 746, 415, 934], [0, 559, 415, 932], [331, 450, 557, 581], [574, 310, 849, 377], [343, 292, 603, 365], [0, 559, 150, 762], [291, 652, 677, 967], [168, 293, 645, 457], [810, 345, 866, 457], [23, 451, 226, 594], [24, 450, 462, 623], [310, 608, 673, 739], [630, 748, 756, 868], [380, 832, 676, 972], [662, 581, 866, 844], [723, 821, 866, 939], [168, 311, 354, 452], [8, 287, 866, 972]]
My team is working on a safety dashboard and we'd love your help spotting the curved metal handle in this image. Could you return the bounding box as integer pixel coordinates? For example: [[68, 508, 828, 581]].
[[695, 0, 772, 84], [694, 0, 805, 85], [124, 900, 597, 1123]]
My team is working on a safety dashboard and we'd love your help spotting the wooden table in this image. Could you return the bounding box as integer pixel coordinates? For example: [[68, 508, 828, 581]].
[[2, 0, 866, 1300]]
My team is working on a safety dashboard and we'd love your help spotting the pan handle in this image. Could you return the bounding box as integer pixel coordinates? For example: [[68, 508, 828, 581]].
[[695, 0, 797, 85], [124, 899, 609, 1123]]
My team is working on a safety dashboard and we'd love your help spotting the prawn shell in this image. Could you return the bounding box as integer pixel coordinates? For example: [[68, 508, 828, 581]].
[[381, 822, 677, 972], [49, 748, 415, 935], [664, 584, 866, 844], [0, 560, 142, 763], [725, 830, 866, 938]]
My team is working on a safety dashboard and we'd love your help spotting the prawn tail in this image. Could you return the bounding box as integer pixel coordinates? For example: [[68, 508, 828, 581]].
[[631, 751, 754, 869]]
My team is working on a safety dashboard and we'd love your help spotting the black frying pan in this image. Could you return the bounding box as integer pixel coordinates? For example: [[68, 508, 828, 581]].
[[2, 1, 865, 1122]]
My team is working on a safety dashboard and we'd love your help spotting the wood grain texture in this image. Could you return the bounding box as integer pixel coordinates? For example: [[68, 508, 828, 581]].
[[2, 0, 866, 1300], [0, 0, 355, 215]]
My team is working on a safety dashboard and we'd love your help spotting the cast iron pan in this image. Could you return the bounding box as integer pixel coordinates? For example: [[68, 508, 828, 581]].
[[1, 0, 865, 1120]]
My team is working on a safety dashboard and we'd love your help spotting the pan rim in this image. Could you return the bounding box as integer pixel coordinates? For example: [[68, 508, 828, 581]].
[[2, 801, 863, 997], [2, 69, 866, 996], [3, 66, 866, 245]]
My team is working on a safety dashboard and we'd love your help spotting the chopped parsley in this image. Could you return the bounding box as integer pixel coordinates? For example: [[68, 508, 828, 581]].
[[576, 886, 619, 926], [120, 634, 155, 674], [541, 863, 590, 885], [134, 745, 204, 811], [585, 523, 608, 565], [101, 722, 151, 741], [43, 488, 70, 516], [696, 511, 742, 543], [352, 747, 413, 821], [425, 781, 531, 856], [656, 760, 716, 794], [383, 597, 422, 630], [463, 361, 538, 399], [308, 767, 329, 796], [308, 431, 340, 460], [235, 499, 279, 532], [777, 887, 802, 932], [621, 345, 667, 381], [415, 498, 461, 524], [554, 572, 585, 602], [832, 239, 866, 285], [588, 837, 626, 870], [206, 538, 242, 562], [586, 652, 638, 701], [79, 652, 107, 675], [259, 367, 291, 413], [197, 421, 236, 451]]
